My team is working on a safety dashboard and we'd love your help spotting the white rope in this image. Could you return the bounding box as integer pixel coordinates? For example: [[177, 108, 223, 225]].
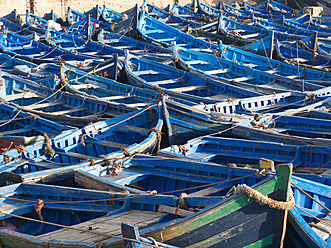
[[235, 184, 294, 210]]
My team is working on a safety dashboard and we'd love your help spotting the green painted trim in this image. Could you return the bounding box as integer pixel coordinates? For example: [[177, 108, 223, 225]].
[[242, 235, 274, 248]]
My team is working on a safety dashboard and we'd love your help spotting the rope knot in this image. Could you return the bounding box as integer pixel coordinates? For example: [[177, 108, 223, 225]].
[[3, 155, 10, 164], [16, 145, 24, 154], [42, 133, 55, 157], [35, 199, 44, 220]]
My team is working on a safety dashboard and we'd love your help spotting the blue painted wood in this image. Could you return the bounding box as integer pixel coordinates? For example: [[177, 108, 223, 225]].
[[172, 43, 322, 94], [0, 103, 76, 151], [0, 70, 161, 126], [0, 102, 163, 173], [275, 40, 331, 68], [125, 50, 262, 105], [232, 111, 331, 147], [0, 29, 103, 68], [158, 136, 331, 169], [141, 1, 203, 29], [287, 176, 331, 248], [138, 13, 217, 50], [217, 41, 331, 84]]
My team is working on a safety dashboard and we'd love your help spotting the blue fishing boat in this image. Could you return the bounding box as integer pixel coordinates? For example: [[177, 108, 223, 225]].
[[0, 71, 141, 127], [171, 2, 202, 22], [259, 0, 302, 15], [137, 13, 217, 50], [66, 6, 101, 25], [141, 1, 202, 29], [172, 44, 322, 93], [0, 102, 163, 174], [125, 50, 261, 104], [45, 26, 172, 63], [286, 14, 331, 34], [157, 136, 331, 170], [287, 176, 331, 248], [217, 41, 331, 83], [0, 29, 103, 67], [253, 16, 318, 38], [0, 103, 76, 151], [0, 16, 35, 37], [0, 163, 293, 248], [232, 112, 331, 147], [275, 40, 331, 69], [99, 5, 122, 23]]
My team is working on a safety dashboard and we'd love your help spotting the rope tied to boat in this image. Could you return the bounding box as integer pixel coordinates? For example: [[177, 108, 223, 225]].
[[110, 161, 124, 176], [121, 148, 132, 156], [178, 145, 189, 155], [15, 145, 24, 154], [147, 128, 162, 151], [234, 184, 294, 211], [3, 155, 10, 164], [42, 133, 55, 158], [255, 169, 276, 177], [35, 199, 44, 221]]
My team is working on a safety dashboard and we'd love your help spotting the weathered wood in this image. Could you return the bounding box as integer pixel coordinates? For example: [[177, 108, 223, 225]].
[[99, 95, 130, 101], [1, 92, 39, 101], [231, 76, 254, 82], [51, 107, 88, 115], [24, 101, 62, 110], [158, 205, 194, 217], [171, 85, 206, 92], [71, 84, 99, 90], [38, 210, 165, 243], [61, 152, 99, 161], [205, 68, 230, 74]]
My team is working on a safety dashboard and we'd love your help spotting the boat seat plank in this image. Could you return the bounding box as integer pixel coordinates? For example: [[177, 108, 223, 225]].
[[152, 79, 176, 85], [11, 87, 48, 99], [59, 152, 100, 161], [1, 92, 40, 101], [143, 30, 166, 35], [240, 33, 259, 39], [126, 102, 151, 108], [99, 95, 130, 101], [186, 60, 209, 65], [171, 85, 207, 92], [51, 107, 88, 115], [205, 68, 230, 74], [231, 76, 254, 82], [133, 70, 160, 76], [24, 101, 63, 110], [30, 162, 61, 169], [71, 84, 99, 90], [37, 210, 165, 243]]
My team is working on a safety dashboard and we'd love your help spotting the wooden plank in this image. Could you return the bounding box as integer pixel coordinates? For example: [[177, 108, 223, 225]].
[[152, 79, 176, 85], [51, 107, 88, 115], [99, 95, 129, 101], [186, 60, 208, 65], [1, 92, 39, 101], [171, 85, 206, 92], [158, 205, 194, 217], [71, 84, 99, 90], [133, 70, 160, 75], [205, 68, 230, 74], [24, 101, 62, 110], [38, 210, 165, 243], [126, 102, 151, 108], [61, 152, 99, 160], [240, 33, 259, 39], [231, 76, 254, 82]]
